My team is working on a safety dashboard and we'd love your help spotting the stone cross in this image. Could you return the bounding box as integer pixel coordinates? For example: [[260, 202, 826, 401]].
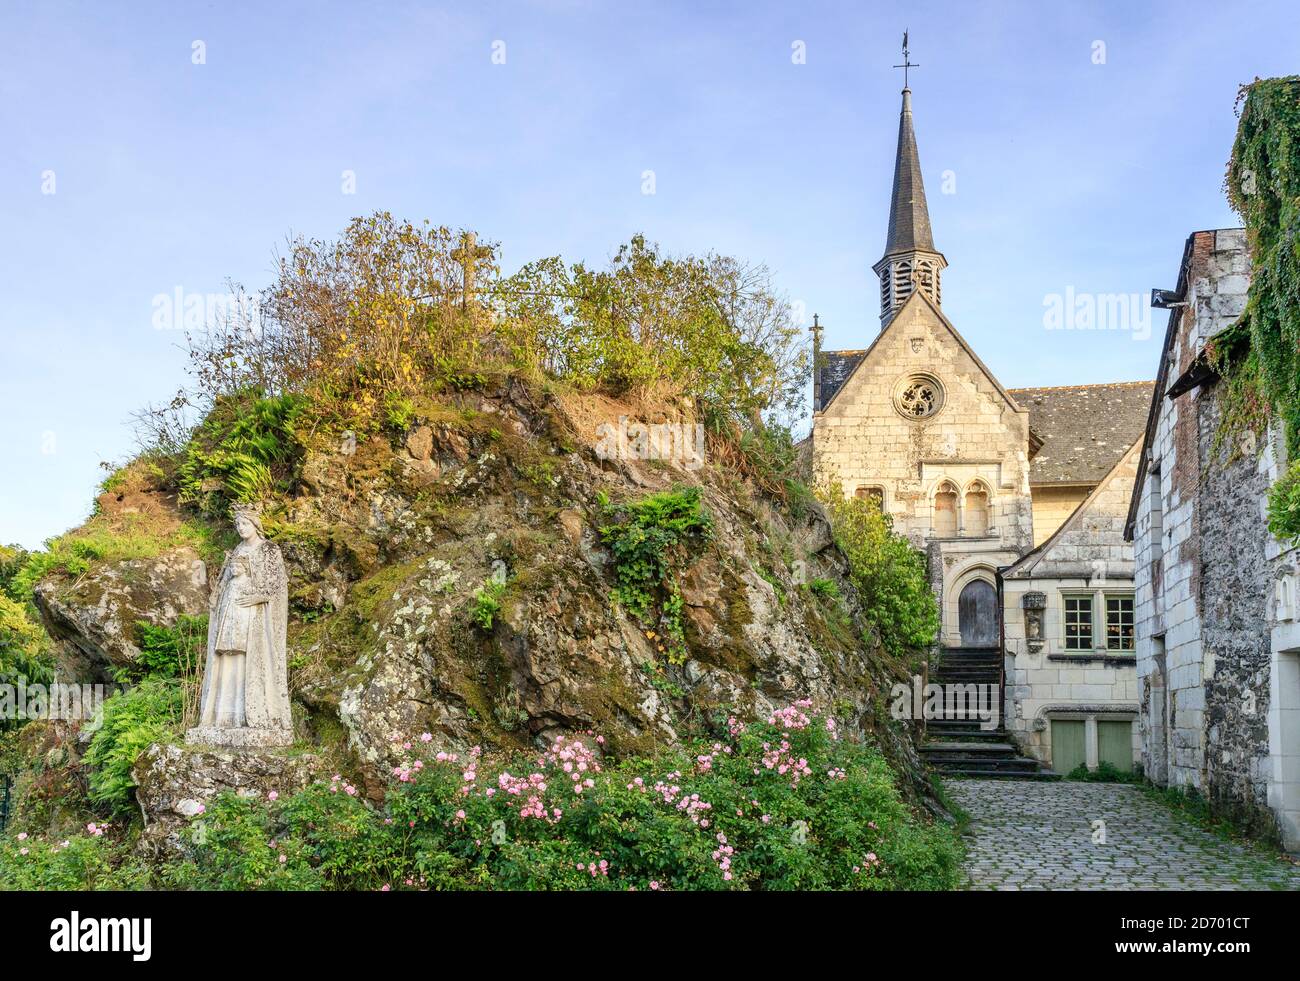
[[451, 231, 493, 311]]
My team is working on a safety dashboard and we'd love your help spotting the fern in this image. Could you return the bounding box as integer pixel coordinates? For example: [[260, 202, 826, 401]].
[[178, 389, 306, 513], [84, 679, 183, 812]]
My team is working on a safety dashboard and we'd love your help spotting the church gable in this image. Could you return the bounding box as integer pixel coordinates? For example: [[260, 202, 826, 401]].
[[1005, 437, 1143, 580], [820, 290, 1026, 439], [812, 291, 1035, 551]]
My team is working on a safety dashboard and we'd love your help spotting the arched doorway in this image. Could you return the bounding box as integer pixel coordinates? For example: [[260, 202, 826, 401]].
[[958, 579, 999, 648]]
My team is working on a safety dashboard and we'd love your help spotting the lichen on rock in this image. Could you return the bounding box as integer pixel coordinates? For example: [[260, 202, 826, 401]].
[[33, 378, 935, 808]]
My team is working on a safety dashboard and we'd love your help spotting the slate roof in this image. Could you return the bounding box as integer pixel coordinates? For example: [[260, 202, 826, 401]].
[[815, 349, 868, 412], [1007, 381, 1154, 486], [884, 89, 936, 258]]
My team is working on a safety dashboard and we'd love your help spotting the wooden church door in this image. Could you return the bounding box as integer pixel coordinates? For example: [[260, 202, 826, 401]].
[[958, 579, 999, 648]]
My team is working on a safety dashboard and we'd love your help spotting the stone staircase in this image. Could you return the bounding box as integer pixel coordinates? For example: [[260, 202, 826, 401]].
[[919, 648, 1057, 780]]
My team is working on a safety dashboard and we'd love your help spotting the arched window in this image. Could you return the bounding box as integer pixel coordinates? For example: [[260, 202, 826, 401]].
[[933, 482, 958, 537], [855, 485, 884, 510], [964, 483, 990, 537]]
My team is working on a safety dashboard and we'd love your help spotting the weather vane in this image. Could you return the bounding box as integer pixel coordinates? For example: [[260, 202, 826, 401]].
[[893, 30, 918, 88]]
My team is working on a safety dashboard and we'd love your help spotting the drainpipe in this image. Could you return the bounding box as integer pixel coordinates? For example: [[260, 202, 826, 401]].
[[996, 565, 1008, 732]]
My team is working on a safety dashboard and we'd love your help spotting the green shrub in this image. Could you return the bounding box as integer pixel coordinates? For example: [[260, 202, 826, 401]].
[[1227, 76, 1300, 460], [598, 487, 713, 663], [173, 706, 961, 891], [132, 615, 208, 681], [384, 393, 415, 432], [3, 520, 225, 607], [470, 580, 506, 631], [0, 594, 53, 692], [162, 793, 330, 891], [807, 577, 841, 601], [1225, 79, 1300, 530], [1267, 460, 1300, 543], [819, 482, 939, 664], [499, 236, 807, 426], [0, 831, 150, 891], [83, 679, 183, 813]]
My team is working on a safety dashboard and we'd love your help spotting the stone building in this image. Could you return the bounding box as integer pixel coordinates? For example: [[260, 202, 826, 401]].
[[810, 83, 1150, 772], [1000, 437, 1143, 772], [1124, 228, 1300, 848]]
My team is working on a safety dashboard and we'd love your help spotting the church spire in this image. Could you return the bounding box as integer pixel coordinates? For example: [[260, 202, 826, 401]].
[[884, 87, 934, 256], [873, 34, 946, 327]]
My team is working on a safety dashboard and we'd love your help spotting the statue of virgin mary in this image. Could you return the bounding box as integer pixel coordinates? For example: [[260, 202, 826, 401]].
[[186, 506, 293, 748]]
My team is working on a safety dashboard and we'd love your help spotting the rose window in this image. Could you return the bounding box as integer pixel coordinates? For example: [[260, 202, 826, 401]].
[[899, 380, 939, 418]]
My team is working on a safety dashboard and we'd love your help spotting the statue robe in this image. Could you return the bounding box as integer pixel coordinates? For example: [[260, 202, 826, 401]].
[[198, 538, 292, 732]]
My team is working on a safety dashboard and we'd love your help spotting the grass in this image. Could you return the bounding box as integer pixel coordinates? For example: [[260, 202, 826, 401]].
[[1140, 781, 1298, 866], [1063, 761, 1144, 784], [5, 515, 230, 606], [929, 775, 972, 835]]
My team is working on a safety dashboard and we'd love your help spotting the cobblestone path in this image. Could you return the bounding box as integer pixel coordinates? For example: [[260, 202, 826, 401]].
[[946, 779, 1300, 890]]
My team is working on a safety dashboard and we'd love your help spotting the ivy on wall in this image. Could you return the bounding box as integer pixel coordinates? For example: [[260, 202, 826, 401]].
[[1224, 76, 1300, 541]]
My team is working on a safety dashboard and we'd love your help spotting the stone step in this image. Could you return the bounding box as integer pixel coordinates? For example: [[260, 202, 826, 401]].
[[925, 718, 1004, 731], [925, 729, 1005, 739], [924, 755, 1044, 774], [922, 740, 1017, 755], [944, 769, 1062, 781], [933, 666, 1001, 675]]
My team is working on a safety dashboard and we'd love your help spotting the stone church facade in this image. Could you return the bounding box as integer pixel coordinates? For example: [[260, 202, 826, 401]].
[[810, 84, 1151, 773], [1124, 228, 1300, 848]]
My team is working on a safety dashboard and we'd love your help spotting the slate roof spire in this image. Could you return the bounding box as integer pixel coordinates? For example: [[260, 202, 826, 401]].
[[872, 42, 947, 328], [884, 87, 935, 257]]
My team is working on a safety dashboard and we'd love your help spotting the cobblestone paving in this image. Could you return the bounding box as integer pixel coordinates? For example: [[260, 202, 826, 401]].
[[947, 779, 1300, 891]]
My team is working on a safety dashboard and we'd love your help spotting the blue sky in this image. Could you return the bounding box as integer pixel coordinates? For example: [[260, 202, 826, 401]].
[[1, 0, 1295, 549]]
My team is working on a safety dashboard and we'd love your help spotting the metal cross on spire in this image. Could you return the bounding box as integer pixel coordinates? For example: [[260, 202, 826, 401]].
[[893, 30, 918, 89]]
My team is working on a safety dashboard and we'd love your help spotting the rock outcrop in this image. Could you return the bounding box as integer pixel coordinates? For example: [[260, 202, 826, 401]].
[[34, 547, 209, 682], [35, 380, 928, 803], [132, 743, 324, 854]]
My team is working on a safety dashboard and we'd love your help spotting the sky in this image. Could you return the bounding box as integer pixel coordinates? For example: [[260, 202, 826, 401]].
[[1, 0, 1296, 549]]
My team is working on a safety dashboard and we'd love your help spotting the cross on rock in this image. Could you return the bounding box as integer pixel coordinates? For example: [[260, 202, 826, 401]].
[[451, 231, 493, 310]]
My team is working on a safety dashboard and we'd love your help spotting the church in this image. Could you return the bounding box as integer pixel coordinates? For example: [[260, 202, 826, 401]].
[[809, 81, 1152, 775]]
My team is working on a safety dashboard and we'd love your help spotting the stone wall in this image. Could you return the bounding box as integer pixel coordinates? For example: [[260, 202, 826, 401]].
[[1029, 485, 1091, 547], [1131, 228, 1300, 848], [1197, 383, 1276, 833]]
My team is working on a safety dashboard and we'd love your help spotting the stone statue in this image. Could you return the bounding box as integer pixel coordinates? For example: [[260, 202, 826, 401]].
[[186, 506, 293, 748]]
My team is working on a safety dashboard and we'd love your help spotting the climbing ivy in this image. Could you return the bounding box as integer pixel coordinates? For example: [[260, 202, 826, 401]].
[[598, 486, 713, 664], [1223, 76, 1300, 540]]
